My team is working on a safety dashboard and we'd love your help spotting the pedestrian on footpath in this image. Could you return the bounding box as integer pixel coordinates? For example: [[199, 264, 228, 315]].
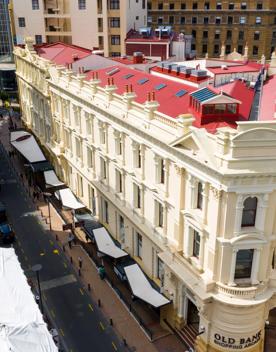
[[78, 256, 83, 269]]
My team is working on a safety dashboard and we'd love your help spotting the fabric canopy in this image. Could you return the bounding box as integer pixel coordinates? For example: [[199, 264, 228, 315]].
[[93, 227, 128, 259], [55, 188, 84, 210], [44, 170, 64, 187], [124, 264, 170, 308], [0, 248, 58, 352], [10, 131, 46, 163]]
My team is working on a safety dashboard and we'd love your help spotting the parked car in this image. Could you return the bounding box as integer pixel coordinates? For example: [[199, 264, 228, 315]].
[[0, 222, 15, 244], [0, 201, 7, 223]]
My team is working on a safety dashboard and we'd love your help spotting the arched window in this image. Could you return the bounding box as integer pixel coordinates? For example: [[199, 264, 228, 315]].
[[241, 197, 258, 227]]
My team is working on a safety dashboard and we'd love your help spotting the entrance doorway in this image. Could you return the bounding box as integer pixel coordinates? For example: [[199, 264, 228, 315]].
[[264, 308, 276, 352], [187, 299, 199, 331]]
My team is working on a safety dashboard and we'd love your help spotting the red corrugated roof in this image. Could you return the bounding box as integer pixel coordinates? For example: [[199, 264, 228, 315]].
[[208, 63, 263, 75], [85, 66, 252, 133], [214, 80, 255, 120], [259, 74, 276, 121], [36, 42, 91, 65]]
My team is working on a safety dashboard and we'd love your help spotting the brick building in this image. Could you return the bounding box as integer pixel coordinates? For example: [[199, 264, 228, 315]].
[[147, 0, 276, 59]]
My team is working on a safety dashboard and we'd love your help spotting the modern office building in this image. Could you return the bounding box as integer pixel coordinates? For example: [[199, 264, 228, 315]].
[[147, 0, 276, 60], [14, 38, 276, 352], [11, 0, 147, 57], [0, 0, 13, 61]]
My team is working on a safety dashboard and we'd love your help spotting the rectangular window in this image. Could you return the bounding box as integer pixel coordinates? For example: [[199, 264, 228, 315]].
[[100, 157, 107, 180], [169, 16, 174, 24], [78, 0, 86, 10], [214, 30, 220, 40], [157, 258, 164, 280], [203, 31, 208, 39], [229, 2, 234, 9], [180, 17, 186, 25], [203, 17, 209, 24], [253, 46, 259, 56], [214, 44, 219, 54], [181, 2, 186, 9], [256, 17, 261, 25], [192, 230, 200, 258], [87, 148, 93, 168], [77, 174, 83, 197], [192, 17, 197, 24], [239, 31, 244, 40], [227, 30, 232, 39], [155, 200, 164, 227], [136, 232, 142, 258], [32, 0, 39, 10], [133, 145, 142, 168], [238, 45, 243, 54], [158, 17, 163, 25], [216, 2, 222, 10], [204, 2, 209, 10], [158, 2, 163, 10], [119, 215, 125, 244], [110, 17, 120, 27], [110, 0, 120, 9], [228, 16, 233, 25], [116, 169, 123, 193], [256, 2, 262, 10], [18, 17, 26, 27], [254, 31, 260, 41], [241, 2, 247, 10], [192, 2, 198, 10], [202, 44, 207, 53], [169, 3, 174, 10], [215, 17, 221, 24], [103, 199, 109, 223], [111, 35, 120, 45], [240, 16, 246, 24], [235, 249, 254, 279], [35, 35, 42, 44], [197, 182, 203, 209], [134, 184, 141, 209], [88, 186, 96, 214]]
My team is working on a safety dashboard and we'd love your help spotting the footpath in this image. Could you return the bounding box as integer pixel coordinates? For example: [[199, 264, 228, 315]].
[[0, 114, 185, 352]]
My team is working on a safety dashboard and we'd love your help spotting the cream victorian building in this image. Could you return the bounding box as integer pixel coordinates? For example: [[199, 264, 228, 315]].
[[14, 38, 276, 352]]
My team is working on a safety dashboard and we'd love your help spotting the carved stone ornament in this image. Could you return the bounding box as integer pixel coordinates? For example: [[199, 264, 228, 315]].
[[210, 185, 221, 199], [174, 163, 183, 175]]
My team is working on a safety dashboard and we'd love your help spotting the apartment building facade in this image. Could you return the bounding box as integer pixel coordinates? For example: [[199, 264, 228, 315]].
[[14, 38, 276, 352], [11, 0, 147, 56], [148, 0, 276, 60]]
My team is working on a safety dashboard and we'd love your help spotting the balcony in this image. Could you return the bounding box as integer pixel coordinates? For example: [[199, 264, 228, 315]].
[[43, 0, 70, 16], [216, 282, 267, 299]]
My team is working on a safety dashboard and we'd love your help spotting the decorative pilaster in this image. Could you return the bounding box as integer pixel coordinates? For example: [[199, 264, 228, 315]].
[[251, 249, 261, 285], [234, 195, 244, 235], [228, 249, 238, 286]]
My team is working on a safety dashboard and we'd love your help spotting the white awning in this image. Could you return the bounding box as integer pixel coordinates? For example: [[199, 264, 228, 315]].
[[0, 248, 58, 352], [44, 170, 64, 187], [93, 227, 128, 259], [124, 264, 170, 308], [55, 188, 84, 210], [10, 131, 46, 163]]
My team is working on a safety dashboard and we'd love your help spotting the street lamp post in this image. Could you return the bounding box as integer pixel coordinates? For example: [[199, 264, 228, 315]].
[[43, 192, 52, 231], [32, 264, 43, 315]]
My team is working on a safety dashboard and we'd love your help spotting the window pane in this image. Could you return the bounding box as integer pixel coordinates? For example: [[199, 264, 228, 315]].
[[235, 249, 254, 279], [193, 230, 200, 258], [241, 197, 257, 227]]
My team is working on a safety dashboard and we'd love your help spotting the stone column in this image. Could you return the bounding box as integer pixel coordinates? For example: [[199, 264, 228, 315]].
[[202, 183, 209, 224], [251, 248, 261, 285], [228, 249, 238, 286], [183, 222, 191, 258], [198, 233, 205, 270], [234, 195, 244, 235]]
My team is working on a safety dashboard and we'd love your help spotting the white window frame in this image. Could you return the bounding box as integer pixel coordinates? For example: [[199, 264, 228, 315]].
[[100, 157, 107, 180], [115, 169, 123, 193], [133, 183, 141, 209]]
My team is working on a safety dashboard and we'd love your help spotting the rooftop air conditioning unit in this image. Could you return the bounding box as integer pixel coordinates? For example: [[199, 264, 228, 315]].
[[221, 65, 228, 70]]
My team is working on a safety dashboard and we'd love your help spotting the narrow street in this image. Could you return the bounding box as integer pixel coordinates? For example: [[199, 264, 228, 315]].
[[0, 138, 126, 352]]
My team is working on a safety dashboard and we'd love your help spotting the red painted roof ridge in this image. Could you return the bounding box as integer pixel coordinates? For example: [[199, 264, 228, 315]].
[[39, 41, 91, 53]]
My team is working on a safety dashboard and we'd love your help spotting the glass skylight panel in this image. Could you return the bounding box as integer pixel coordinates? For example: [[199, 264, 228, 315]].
[[138, 78, 149, 85], [155, 83, 166, 90], [175, 89, 187, 97], [123, 73, 134, 79], [106, 67, 120, 76]]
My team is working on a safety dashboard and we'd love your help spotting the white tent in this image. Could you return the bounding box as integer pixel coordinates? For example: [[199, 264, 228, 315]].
[[10, 131, 46, 163], [93, 227, 128, 259], [124, 264, 170, 308], [55, 188, 84, 210], [44, 170, 64, 187], [0, 248, 58, 352]]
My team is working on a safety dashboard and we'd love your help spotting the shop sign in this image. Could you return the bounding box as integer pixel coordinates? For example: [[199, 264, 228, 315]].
[[213, 331, 261, 349]]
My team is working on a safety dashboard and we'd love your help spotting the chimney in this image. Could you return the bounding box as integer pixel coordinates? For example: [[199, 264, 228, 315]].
[[123, 84, 136, 111], [144, 91, 159, 120], [90, 71, 101, 95], [133, 52, 144, 64]]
